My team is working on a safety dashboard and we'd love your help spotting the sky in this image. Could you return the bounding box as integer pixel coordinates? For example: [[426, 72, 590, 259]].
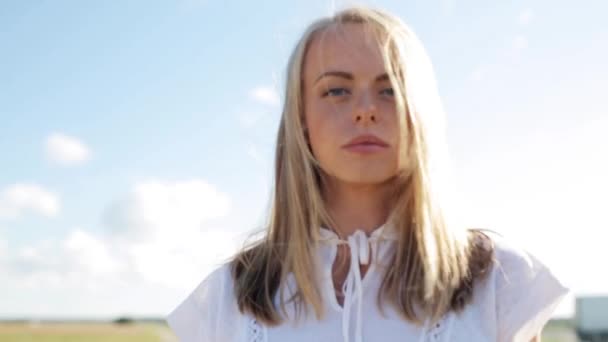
[[0, 0, 606, 320]]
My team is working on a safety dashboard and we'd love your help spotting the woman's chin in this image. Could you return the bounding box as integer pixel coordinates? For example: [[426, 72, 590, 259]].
[[335, 173, 397, 187]]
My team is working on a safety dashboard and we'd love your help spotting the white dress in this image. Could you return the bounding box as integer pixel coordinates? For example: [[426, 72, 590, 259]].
[[166, 224, 569, 342]]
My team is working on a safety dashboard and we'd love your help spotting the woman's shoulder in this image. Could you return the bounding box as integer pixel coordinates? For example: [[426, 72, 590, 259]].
[[184, 263, 234, 305], [166, 263, 246, 342], [465, 232, 569, 341], [488, 233, 566, 294]]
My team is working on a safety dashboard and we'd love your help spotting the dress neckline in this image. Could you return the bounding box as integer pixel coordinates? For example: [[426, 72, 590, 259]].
[[313, 222, 402, 342]]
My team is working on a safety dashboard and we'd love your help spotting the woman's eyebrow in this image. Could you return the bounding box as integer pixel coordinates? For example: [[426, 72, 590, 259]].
[[376, 73, 389, 81], [314, 71, 389, 84], [314, 71, 353, 84]]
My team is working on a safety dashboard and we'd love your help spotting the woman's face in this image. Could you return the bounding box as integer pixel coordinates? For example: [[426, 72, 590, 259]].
[[302, 23, 403, 186]]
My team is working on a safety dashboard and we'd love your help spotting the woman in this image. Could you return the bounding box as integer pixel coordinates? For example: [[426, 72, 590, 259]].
[[167, 6, 568, 342]]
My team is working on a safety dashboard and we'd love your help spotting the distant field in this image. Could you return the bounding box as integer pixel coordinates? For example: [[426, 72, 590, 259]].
[[0, 322, 177, 342], [0, 320, 577, 341], [542, 319, 579, 342]]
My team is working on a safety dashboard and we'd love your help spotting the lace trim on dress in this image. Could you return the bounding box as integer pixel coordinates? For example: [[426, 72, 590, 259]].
[[425, 313, 454, 342], [246, 314, 454, 342], [248, 318, 267, 342]]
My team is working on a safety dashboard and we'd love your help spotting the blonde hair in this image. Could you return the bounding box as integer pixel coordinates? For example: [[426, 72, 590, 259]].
[[231, 6, 494, 326]]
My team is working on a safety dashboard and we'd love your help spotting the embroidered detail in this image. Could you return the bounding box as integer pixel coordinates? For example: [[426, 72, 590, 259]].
[[426, 313, 453, 342], [248, 318, 266, 342]]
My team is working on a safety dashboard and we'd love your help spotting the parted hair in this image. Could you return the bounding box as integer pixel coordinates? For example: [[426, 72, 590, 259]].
[[230, 6, 495, 327]]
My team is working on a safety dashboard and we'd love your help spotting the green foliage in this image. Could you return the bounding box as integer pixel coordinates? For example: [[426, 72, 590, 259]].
[[112, 317, 135, 325]]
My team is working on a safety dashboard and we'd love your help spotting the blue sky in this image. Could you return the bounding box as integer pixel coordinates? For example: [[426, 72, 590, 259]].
[[0, 0, 606, 319]]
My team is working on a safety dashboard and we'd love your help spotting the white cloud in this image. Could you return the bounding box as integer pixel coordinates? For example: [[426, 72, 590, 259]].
[[54, 229, 220, 291], [503, 35, 528, 62], [125, 228, 242, 289], [45, 132, 91, 165], [102, 179, 231, 242], [512, 35, 528, 52], [12, 242, 63, 275], [0, 183, 60, 219], [237, 84, 281, 128], [63, 230, 124, 276], [4, 234, 131, 295], [0, 178, 255, 318], [57, 227, 239, 290], [97, 178, 241, 288], [250, 85, 281, 107], [518, 8, 534, 26], [469, 64, 488, 82]]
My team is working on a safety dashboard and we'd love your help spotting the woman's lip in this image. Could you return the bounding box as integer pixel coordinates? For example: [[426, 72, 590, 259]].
[[343, 134, 389, 148], [342, 143, 388, 153]]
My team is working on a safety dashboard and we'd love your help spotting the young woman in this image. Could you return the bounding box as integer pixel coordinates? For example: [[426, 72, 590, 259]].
[[167, 7, 568, 342]]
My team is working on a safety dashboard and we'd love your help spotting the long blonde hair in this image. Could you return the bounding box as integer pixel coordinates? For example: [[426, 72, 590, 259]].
[[231, 6, 493, 326]]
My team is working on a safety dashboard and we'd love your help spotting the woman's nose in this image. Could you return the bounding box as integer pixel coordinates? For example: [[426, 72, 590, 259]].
[[353, 90, 378, 124]]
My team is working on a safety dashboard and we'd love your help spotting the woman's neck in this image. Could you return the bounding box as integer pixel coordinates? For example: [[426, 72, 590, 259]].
[[323, 177, 394, 237]]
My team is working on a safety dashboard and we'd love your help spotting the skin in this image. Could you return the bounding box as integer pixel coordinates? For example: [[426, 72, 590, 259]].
[[302, 22, 403, 306], [302, 23, 403, 239]]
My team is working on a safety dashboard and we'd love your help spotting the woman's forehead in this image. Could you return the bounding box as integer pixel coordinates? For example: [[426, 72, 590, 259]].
[[303, 23, 386, 81]]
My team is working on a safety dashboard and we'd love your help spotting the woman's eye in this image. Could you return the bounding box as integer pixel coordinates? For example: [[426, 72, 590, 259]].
[[380, 88, 394, 96], [322, 88, 350, 97]]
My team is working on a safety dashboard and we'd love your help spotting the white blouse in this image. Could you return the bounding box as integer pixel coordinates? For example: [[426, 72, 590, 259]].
[[166, 224, 569, 342]]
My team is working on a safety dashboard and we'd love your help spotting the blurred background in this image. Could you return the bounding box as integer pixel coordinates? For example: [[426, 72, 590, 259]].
[[1, 0, 606, 341]]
